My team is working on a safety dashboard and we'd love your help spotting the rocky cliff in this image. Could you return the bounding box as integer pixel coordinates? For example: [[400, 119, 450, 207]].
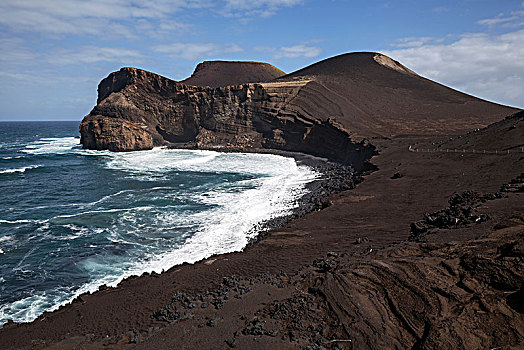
[[79, 68, 377, 170], [79, 53, 519, 170]]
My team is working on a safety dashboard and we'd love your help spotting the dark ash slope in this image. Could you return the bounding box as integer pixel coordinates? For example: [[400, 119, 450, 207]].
[[181, 60, 285, 87]]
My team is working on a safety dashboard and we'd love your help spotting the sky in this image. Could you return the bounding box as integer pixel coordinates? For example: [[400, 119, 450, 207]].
[[1, 0, 523, 121]]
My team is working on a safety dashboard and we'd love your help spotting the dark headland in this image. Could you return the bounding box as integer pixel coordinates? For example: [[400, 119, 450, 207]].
[[1, 52, 523, 349]]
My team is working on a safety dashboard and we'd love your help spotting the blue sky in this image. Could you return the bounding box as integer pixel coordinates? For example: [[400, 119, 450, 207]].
[[1, 0, 523, 121]]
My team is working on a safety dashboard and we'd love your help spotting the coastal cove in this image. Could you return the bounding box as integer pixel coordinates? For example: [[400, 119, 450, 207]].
[[0, 52, 522, 349], [1, 126, 523, 349], [0, 121, 358, 327], [2, 0, 524, 345]]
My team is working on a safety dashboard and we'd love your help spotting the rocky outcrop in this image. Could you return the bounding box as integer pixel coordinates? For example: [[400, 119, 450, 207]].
[[409, 190, 499, 239], [80, 67, 377, 170], [293, 223, 524, 349], [80, 117, 153, 151], [80, 53, 520, 169]]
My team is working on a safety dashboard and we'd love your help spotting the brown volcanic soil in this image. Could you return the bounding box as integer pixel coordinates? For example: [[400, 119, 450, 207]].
[[275, 52, 518, 137], [443, 110, 524, 152], [3, 54, 524, 349], [181, 61, 285, 87], [1, 113, 523, 349]]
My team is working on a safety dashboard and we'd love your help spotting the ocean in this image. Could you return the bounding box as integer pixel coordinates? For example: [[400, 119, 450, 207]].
[[0, 121, 317, 326]]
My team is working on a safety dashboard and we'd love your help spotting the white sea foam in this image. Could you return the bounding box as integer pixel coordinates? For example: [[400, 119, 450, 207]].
[[87, 189, 138, 207], [178, 152, 217, 165], [79, 150, 113, 157], [78, 151, 316, 301], [0, 219, 34, 224], [54, 224, 90, 240], [31, 202, 85, 211], [0, 287, 74, 325], [2, 156, 23, 160], [0, 146, 319, 326], [0, 165, 40, 174], [104, 148, 215, 174], [104, 147, 309, 177], [22, 137, 80, 155], [13, 247, 36, 272], [46, 208, 130, 221]]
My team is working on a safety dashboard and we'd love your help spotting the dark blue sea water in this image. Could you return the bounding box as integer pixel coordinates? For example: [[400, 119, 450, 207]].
[[0, 121, 317, 326]]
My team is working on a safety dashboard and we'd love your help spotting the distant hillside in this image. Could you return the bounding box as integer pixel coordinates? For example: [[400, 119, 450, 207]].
[[443, 110, 524, 152], [181, 61, 285, 87]]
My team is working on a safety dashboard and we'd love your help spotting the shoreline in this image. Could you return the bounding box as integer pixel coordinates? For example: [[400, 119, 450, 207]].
[[249, 149, 362, 240], [0, 147, 361, 329], [163, 145, 368, 242]]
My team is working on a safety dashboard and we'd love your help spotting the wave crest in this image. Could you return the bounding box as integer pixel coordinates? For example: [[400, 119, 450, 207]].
[[0, 165, 40, 174]]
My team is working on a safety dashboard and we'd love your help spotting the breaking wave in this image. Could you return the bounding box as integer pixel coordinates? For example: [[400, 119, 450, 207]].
[[0, 165, 41, 174], [0, 132, 318, 326]]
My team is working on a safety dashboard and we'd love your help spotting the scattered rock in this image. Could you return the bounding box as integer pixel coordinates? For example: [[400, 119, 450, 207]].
[[312, 256, 339, 272], [242, 319, 267, 336], [225, 338, 237, 348], [206, 317, 221, 327], [501, 173, 524, 192], [410, 190, 496, 239], [391, 171, 403, 179]]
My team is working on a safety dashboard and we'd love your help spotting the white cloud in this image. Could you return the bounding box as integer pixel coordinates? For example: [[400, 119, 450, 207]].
[[477, 9, 524, 28], [392, 37, 443, 48], [256, 44, 322, 59], [49, 47, 144, 65], [221, 0, 304, 17], [0, 37, 36, 64], [432, 6, 449, 13], [0, 36, 143, 76], [275, 44, 322, 58], [153, 43, 244, 60], [0, 69, 97, 87], [0, 0, 199, 36], [383, 29, 524, 108], [0, 0, 302, 37], [478, 13, 523, 28]]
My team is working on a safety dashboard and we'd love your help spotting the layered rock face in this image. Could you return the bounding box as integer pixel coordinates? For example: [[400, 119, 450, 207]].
[[79, 67, 377, 170], [79, 117, 153, 152], [80, 53, 519, 169]]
